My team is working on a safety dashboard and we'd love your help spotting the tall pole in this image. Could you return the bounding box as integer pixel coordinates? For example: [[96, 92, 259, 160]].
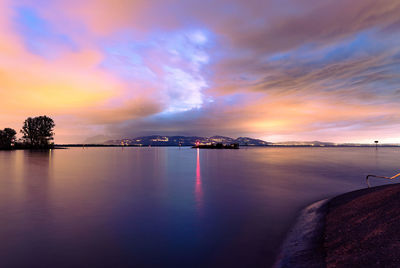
[[374, 140, 379, 149]]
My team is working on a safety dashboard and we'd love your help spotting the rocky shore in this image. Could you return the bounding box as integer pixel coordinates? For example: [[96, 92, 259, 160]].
[[276, 183, 400, 267]]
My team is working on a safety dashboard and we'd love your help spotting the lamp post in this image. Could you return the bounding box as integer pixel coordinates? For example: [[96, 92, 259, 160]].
[[374, 140, 379, 149]]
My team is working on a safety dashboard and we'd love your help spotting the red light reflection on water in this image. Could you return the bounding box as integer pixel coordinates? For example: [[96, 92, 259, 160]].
[[195, 148, 203, 213]]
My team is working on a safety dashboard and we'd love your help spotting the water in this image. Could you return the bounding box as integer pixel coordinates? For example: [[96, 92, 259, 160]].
[[0, 147, 399, 267]]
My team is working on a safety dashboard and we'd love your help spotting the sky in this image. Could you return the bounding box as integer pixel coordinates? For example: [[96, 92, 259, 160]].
[[1, 0, 400, 143]]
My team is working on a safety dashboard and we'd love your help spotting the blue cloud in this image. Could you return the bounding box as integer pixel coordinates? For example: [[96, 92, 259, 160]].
[[14, 7, 76, 58]]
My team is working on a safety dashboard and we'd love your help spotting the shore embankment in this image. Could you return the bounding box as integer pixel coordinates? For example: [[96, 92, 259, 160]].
[[276, 183, 400, 267]]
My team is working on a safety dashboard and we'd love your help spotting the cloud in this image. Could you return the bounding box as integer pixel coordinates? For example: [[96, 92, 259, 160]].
[[109, 92, 400, 143], [82, 97, 164, 124], [1, 0, 400, 143]]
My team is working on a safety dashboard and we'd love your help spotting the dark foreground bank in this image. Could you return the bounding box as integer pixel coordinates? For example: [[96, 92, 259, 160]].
[[276, 183, 400, 267]]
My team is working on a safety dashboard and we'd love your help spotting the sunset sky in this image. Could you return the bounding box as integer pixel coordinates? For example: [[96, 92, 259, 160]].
[[1, 0, 400, 143]]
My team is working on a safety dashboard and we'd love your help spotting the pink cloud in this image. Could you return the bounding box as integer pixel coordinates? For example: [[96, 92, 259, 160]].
[[2, 0, 400, 143]]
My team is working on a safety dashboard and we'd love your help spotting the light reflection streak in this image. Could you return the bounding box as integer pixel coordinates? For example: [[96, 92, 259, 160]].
[[195, 148, 203, 213]]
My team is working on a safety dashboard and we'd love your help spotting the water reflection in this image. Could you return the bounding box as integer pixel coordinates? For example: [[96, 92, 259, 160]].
[[195, 148, 203, 213], [0, 150, 54, 267], [21, 150, 53, 227], [0, 147, 399, 267], [7, 150, 53, 199]]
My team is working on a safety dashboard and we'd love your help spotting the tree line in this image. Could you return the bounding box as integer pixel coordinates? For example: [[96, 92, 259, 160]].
[[0, 116, 55, 150]]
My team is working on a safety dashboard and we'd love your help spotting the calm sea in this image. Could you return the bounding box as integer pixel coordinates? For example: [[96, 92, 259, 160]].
[[0, 147, 398, 267]]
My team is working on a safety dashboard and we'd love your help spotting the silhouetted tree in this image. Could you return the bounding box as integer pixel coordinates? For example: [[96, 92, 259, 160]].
[[21, 116, 55, 148], [0, 128, 17, 149]]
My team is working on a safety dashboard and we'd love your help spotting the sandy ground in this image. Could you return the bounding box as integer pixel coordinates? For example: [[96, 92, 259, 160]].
[[325, 183, 400, 267]]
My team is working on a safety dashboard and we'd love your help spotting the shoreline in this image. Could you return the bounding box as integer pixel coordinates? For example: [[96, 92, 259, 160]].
[[275, 183, 400, 267], [56, 145, 400, 148], [274, 198, 329, 268]]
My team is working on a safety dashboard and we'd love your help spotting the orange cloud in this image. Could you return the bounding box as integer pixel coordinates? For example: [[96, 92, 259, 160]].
[[2, 0, 400, 143], [0, 1, 165, 141]]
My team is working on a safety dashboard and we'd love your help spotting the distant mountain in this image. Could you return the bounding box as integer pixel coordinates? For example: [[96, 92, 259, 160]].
[[235, 137, 271, 146], [101, 136, 400, 147], [271, 141, 400, 147], [83, 135, 112, 144], [104, 135, 271, 146], [273, 141, 336, 146]]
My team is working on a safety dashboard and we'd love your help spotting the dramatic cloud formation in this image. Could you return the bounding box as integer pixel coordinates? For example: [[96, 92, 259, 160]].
[[1, 0, 400, 143]]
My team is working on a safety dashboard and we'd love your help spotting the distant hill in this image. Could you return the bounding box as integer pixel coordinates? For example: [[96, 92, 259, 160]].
[[98, 136, 400, 147], [273, 141, 336, 146], [104, 135, 271, 146], [271, 141, 400, 147]]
